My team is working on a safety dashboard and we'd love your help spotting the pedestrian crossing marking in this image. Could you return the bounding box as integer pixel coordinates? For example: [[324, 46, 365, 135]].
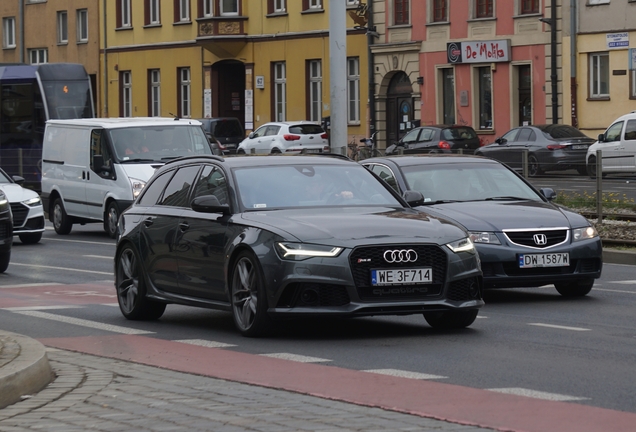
[[487, 387, 589, 401], [174, 339, 237, 348], [260, 353, 331, 363], [362, 369, 448, 380]]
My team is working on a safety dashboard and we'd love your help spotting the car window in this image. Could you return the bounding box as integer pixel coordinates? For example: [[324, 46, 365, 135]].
[[624, 120, 636, 141], [370, 164, 399, 193], [137, 171, 174, 206], [265, 126, 281, 136], [193, 165, 229, 206], [442, 127, 477, 140], [289, 124, 324, 135], [517, 128, 533, 141], [544, 125, 588, 139], [0, 169, 11, 183], [420, 129, 434, 141], [252, 125, 268, 138], [212, 120, 242, 137], [501, 129, 519, 142], [89, 128, 114, 178], [158, 165, 200, 207], [605, 121, 624, 142], [401, 129, 421, 143]]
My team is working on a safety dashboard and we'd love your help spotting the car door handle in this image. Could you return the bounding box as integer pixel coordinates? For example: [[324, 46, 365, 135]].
[[143, 217, 155, 227], [179, 222, 189, 231]]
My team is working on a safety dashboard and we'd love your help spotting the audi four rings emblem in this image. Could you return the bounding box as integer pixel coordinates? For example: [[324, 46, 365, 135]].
[[533, 234, 548, 246], [383, 249, 418, 263]]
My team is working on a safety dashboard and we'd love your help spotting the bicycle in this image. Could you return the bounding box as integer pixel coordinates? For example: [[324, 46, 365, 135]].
[[347, 137, 361, 161], [358, 132, 383, 160]]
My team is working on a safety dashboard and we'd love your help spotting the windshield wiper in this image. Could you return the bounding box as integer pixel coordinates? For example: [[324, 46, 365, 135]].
[[419, 199, 460, 206], [120, 158, 157, 163], [484, 196, 529, 201]]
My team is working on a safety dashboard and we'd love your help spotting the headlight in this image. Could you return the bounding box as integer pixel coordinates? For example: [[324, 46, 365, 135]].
[[446, 237, 476, 254], [130, 178, 146, 199], [572, 226, 598, 242], [469, 231, 501, 245], [0, 191, 8, 207], [275, 242, 343, 261], [23, 196, 42, 207]]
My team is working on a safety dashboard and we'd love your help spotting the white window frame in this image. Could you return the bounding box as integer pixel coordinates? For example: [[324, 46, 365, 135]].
[[346, 0, 359, 5], [274, 62, 286, 122], [475, 65, 493, 130], [309, 60, 322, 122], [121, 0, 132, 27], [150, 69, 161, 117], [220, 0, 239, 16], [77, 9, 88, 42], [122, 71, 132, 117], [587, 0, 610, 4], [28, 48, 48, 65], [274, 0, 286, 13], [2, 18, 15, 48], [632, 69, 636, 99], [58, 11, 68, 44], [149, 0, 160, 24], [179, 0, 190, 21], [202, 0, 214, 17], [589, 52, 610, 98], [309, 0, 322, 9], [347, 57, 360, 124], [179, 67, 191, 118]]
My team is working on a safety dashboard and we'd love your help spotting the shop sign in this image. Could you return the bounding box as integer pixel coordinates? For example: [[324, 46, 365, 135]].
[[447, 40, 511, 64], [607, 33, 629, 49]]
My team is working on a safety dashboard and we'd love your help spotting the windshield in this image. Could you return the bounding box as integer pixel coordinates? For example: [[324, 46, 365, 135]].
[[110, 125, 213, 161], [441, 127, 477, 140], [402, 163, 542, 203], [41, 80, 93, 119], [233, 163, 401, 210]]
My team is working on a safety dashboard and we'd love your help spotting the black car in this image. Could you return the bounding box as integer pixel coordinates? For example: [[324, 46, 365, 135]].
[[198, 117, 244, 154], [115, 155, 483, 336], [476, 124, 595, 177], [386, 125, 480, 156], [362, 154, 603, 296], [0, 190, 13, 272]]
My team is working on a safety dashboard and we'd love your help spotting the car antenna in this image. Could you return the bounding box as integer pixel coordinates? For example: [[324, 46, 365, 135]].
[[168, 112, 180, 121]]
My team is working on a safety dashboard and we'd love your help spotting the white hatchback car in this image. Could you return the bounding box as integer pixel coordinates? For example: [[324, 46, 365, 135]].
[[237, 121, 330, 154], [0, 168, 45, 244], [586, 111, 636, 178]]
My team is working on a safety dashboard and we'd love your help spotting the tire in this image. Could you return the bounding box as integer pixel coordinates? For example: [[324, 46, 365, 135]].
[[271, 148, 282, 154], [115, 244, 166, 320], [576, 165, 588, 176], [237, 149, 246, 155], [528, 155, 543, 177], [19, 232, 42, 244], [0, 251, 10, 273], [230, 251, 272, 337], [52, 198, 72, 235], [587, 156, 606, 179], [554, 279, 594, 297], [424, 309, 479, 329], [104, 201, 120, 239]]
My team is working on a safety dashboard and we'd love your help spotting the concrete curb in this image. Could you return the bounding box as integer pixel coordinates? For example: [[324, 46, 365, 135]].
[[603, 248, 636, 266], [0, 331, 53, 409]]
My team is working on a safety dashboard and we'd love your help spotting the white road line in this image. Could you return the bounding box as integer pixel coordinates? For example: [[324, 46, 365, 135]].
[[102, 303, 120, 307], [259, 353, 332, 363], [173, 339, 237, 348], [362, 369, 447, 380], [83, 255, 113, 259], [487, 388, 589, 401], [3, 305, 83, 311], [12, 310, 153, 335], [0, 282, 63, 289], [41, 237, 114, 246], [9, 263, 113, 275], [607, 280, 636, 285], [528, 323, 591, 332], [594, 288, 636, 294], [476, 315, 488, 319]]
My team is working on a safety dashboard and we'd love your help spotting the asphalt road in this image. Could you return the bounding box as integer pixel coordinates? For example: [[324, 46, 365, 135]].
[[0, 221, 635, 416]]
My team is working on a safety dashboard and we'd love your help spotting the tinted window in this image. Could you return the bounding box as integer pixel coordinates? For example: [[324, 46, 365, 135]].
[[517, 128, 533, 141], [288, 124, 324, 135], [401, 128, 421, 143], [252, 125, 268, 138], [158, 165, 200, 207], [419, 129, 434, 141], [501, 129, 519, 142], [543, 125, 588, 139], [370, 164, 399, 192], [137, 171, 174, 206], [193, 165, 229, 205], [212, 119, 243, 137], [265, 126, 281, 136], [89, 128, 114, 177], [625, 120, 636, 141], [442, 127, 477, 140]]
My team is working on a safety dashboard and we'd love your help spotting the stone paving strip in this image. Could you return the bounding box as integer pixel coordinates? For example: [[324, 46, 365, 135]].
[[0, 349, 494, 432]]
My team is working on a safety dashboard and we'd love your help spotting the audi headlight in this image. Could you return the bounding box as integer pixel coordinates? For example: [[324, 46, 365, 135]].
[[0, 191, 7, 207], [275, 242, 343, 261], [130, 178, 146, 199], [23, 196, 42, 207], [469, 231, 501, 245], [572, 226, 598, 242], [446, 237, 476, 254]]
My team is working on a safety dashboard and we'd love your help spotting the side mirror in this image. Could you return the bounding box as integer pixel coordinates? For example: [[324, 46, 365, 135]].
[[539, 188, 557, 201], [495, 137, 506, 145], [403, 190, 425, 207], [191, 195, 231, 214], [11, 175, 25, 185], [248, 132, 255, 139], [597, 133, 605, 142]]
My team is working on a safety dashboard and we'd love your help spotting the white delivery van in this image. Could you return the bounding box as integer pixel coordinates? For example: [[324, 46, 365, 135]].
[[41, 117, 216, 237]]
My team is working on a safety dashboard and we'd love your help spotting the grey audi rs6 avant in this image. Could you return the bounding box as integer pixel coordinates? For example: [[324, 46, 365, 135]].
[[115, 154, 483, 336]]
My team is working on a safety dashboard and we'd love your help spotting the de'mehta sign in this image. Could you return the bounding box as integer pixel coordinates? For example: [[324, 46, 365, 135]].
[[447, 40, 511, 64]]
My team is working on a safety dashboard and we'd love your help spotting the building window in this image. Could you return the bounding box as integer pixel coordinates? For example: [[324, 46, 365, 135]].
[[477, 66, 492, 130], [346, 0, 359, 6], [201, 0, 213, 17], [475, 0, 494, 18], [589, 52, 609, 98], [433, 0, 448, 22], [308, 60, 322, 122], [147, 0, 161, 24], [77, 9, 88, 42], [347, 57, 360, 124], [309, 0, 322, 9], [220, 0, 239, 16], [394, 0, 409, 25], [178, 67, 191, 118], [118, 0, 132, 27], [149, 69, 161, 116], [28, 48, 48, 64], [121, 71, 132, 117], [274, 62, 286, 122], [520, 0, 539, 14], [2, 18, 16, 48], [57, 11, 68, 44], [268, 0, 286, 13], [588, 0, 610, 4], [176, 0, 190, 21], [441, 68, 455, 124]]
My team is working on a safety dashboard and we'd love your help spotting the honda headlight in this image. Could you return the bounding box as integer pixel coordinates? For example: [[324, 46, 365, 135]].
[[23, 196, 42, 207], [275, 242, 343, 261], [446, 237, 476, 254], [469, 231, 501, 245], [572, 226, 598, 242], [130, 178, 146, 199]]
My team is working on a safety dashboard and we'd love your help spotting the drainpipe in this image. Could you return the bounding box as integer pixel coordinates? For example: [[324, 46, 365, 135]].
[[570, 0, 578, 127], [367, 2, 376, 139], [19, 0, 24, 63], [550, 0, 558, 123], [103, 0, 108, 117]]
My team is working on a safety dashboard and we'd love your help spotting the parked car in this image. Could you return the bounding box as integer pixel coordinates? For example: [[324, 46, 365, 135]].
[[586, 111, 636, 178], [0, 168, 44, 244], [115, 154, 484, 336], [0, 189, 13, 272], [198, 117, 244, 155], [237, 121, 330, 154], [476, 124, 595, 177], [385, 125, 480, 156], [362, 154, 603, 297]]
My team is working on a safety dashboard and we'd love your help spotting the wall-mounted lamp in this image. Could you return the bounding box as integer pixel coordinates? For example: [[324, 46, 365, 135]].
[[416, 76, 424, 85]]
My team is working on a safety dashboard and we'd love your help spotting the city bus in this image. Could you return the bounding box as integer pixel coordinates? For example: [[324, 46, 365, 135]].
[[0, 63, 94, 190]]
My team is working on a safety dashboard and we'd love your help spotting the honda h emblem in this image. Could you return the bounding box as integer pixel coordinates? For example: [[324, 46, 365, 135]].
[[533, 234, 547, 246]]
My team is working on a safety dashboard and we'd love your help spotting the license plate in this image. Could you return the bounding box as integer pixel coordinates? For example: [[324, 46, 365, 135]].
[[371, 268, 432, 286], [518, 253, 569, 268], [571, 144, 588, 150], [303, 148, 320, 153]]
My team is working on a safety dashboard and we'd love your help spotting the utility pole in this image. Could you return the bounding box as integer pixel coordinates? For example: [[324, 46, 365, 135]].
[[329, 0, 347, 155], [540, 0, 559, 124]]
